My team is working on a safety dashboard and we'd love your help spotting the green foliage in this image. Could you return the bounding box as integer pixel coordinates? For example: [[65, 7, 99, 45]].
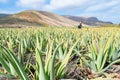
[[0, 27, 120, 79], [81, 34, 120, 74]]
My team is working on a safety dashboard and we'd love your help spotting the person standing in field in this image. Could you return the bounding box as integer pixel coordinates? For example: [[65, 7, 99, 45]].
[[78, 21, 82, 29]]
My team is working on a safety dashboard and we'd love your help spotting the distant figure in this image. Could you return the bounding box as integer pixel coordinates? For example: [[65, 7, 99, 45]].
[[78, 21, 82, 29]]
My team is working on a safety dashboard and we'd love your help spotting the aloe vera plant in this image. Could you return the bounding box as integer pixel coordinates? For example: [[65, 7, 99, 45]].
[[107, 36, 120, 63], [0, 27, 120, 80], [81, 35, 120, 74], [35, 35, 64, 80], [0, 45, 30, 80]]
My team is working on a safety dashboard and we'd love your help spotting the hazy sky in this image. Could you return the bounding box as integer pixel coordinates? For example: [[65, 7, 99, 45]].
[[0, 0, 120, 23]]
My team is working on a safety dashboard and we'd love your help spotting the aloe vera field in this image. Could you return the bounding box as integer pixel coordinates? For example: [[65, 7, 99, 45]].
[[0, 27, 120, 80]]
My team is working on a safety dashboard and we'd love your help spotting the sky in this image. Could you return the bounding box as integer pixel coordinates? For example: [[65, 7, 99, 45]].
[[0, 0, 120, 23]]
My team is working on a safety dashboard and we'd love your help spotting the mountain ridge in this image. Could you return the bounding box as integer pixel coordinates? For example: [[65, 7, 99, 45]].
[[0, 10, 113, 27], [0, 14, 10, 18], [0, 10, 79, 27], [63, 15, 113, 26]]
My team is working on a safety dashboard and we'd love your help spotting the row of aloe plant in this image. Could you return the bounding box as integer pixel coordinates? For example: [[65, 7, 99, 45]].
[[0, 27, 120, 79], [0, 29, 82, 80], [78, 33, 120, 75]]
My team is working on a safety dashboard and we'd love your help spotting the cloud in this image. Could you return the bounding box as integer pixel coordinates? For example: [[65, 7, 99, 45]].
[[44, 0, 98, 10], [16, 0, 120, 12], [86, 0, 120, 12], [16, 0, 99, 10], [16, 0, 45, 8], [107, 6, 120, 15], [15, 0, 120, 23], [0, 0, 8, 3], [79, 5, 120, 23], [0, 9, 16, 14]]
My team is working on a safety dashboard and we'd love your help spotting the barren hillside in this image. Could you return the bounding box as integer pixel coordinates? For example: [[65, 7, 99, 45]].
[[0, 10, 79, 27]]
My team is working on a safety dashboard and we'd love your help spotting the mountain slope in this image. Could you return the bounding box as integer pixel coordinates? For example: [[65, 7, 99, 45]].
[[63, 15, 113, 26], [0, 14, 10, 18], [0, 10, 79, 27]]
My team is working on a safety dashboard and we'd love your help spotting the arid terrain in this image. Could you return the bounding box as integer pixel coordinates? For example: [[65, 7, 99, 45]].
[[0, 10, 113, 28]]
